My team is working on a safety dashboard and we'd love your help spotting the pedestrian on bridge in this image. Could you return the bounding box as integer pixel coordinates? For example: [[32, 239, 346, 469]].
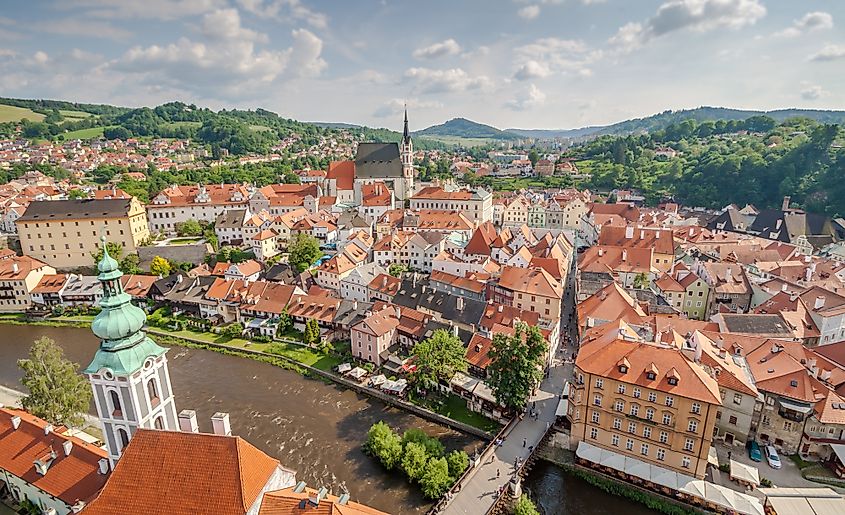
[[523, 438, 527, 447], [497, 468, 500, 479]]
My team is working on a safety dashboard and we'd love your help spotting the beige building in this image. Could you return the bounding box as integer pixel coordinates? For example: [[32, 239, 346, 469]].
[[409, 186, 493, 223], [0, 254, 56, 312], [350, 306, 400, 366], [569, 338, 721, 479], [17, 198, 150, 270]]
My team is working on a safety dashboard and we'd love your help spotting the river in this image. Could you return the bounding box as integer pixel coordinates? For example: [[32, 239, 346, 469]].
[[0, 324, 655, 514]]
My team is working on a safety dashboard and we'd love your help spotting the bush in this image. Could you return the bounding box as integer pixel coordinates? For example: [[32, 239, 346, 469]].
[[252, 335, 271, 343], [760, 477, 773, 487], [718, 463, 730, 473], [402, 428, 444, 458], [446, 450, 469, 479], [402, 442, 429, 481], [513, 494, 540, 515], [420, 457, 452, 499]]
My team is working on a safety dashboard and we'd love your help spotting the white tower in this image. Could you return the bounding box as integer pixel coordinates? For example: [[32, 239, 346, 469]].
[[400, 107, 415, 199], [84, 239, 179, 467]]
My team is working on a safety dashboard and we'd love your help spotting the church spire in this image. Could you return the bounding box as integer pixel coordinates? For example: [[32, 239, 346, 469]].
[[402, 105, 410, 144]]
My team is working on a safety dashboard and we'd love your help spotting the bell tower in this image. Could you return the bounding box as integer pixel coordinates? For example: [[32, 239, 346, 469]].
[[400, 107, 414, 198], [85, 238, 178, 467]]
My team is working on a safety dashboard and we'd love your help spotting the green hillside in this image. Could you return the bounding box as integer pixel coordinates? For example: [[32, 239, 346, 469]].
[[415, 117, 520, 141]]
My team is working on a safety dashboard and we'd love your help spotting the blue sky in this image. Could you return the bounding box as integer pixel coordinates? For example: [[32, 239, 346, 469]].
[[0, 0, 843, 130]]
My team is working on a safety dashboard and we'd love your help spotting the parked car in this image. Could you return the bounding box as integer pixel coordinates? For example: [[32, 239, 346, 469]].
[[764, 445, 781, 469], [748, 440, 762, 462]]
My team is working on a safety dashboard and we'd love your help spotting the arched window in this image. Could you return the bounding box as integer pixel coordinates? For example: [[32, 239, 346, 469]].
[[109, 390, 122, 417], [147, 379, 160, 406], [154, 416, 165, 430], [117, 428, 129, 450]]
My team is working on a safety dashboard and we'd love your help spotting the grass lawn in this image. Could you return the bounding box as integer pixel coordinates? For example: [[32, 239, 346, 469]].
[[0, 104, 45, 123], [0, 313, 26, 321], [59, 109, 94, 119], [167, 237, 203, 245], [61, 126, 108, 140], [249, 124, 274, 132], [412, 392, 501, 433], [161, 121, 202, 130], [267, 342, 341, 371]]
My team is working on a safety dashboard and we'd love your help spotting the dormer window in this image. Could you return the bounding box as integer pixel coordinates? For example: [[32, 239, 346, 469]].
[[619, 365, 628, 373], [668, 377, 678, 386], [646, 372, 657, 381], [790, 380, 798, 387]]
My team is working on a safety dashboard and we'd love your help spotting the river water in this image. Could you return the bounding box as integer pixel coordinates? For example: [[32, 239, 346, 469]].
[[0, 324, 654, 514]]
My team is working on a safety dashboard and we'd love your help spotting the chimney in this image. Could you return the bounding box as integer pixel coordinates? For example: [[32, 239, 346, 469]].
[[781, 283, 788, 292], [178, 409, 199, 433], [44, 424, 53, 435], [11, 416, 21, 429], [688, 227, 694, 237], [12, 263, 18, 274], [625, 226, 634, 239], [98, 459, 109, 475], [353, 300, 358, 310], [497, 304, 503, 313], [724, 268, 732, 283], [640, 230, 645, 239], [622, 249, 627, 262], [456, 297, 465, 311], [782, 196, 791, 211], [452, 324, 459, 337], [211, 412, 231, 436], [805, 266, 813, 283], [815, 296, 825, 310], [598, 248, 604, 257], [655, 231, 660, 239], [63, 440, 73, 456], [789, 292, 798, 302]]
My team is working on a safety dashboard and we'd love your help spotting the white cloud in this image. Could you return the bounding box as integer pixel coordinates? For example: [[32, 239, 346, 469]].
[[609, 0, 766, 52], [33, 51, 49, 65], [513, 38, 594, 79], [373, 98, 444, 118], [35, 18, 133, 40], [506, 84, 546, 111], [775, 11, 833, 37], [518, 5, 540, 20], [413, 39, 461, 59], [800, 84, 828, 100], [110, 9, 325, 98], [809, 44, 845, 62], [236, 0, 328, 29], [0, 48, 16, 58], [64, 0, 227, 20], [403, 67, 492, 94]]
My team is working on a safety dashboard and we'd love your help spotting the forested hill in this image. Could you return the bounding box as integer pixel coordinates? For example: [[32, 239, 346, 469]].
[[0, 98, 444, 154], [569, 115, 845, 218], [415, 117, 520, 140]]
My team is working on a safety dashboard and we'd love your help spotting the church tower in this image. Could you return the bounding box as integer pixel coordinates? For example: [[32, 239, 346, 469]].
[[84, 238, 178, 467], [400, 107, 415, 197]]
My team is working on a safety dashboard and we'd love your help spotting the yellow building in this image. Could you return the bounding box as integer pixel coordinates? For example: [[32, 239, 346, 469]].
[[0, 254, 56, 312], [17, 198, 150, 270], [569, 338, 721, 479]]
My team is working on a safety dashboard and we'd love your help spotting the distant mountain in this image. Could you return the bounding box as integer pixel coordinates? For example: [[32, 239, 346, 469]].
[[310, 121, 362, 129], [414, 117, 521, 141], [505, 126, 604, 139]]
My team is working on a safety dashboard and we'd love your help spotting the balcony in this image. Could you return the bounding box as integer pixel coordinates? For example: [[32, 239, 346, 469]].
[[778, 409, 806, 423]]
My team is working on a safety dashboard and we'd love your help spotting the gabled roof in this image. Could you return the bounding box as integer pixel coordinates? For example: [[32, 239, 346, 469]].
[[19, 198, 135, 221], [598, 225, 675, 256], [84, 429, 285, 515], [497, 265, 563, 298], [0, 254, 52, 280], [259, 485, 388, 515], [466, 333, 493, 371], [578, 245, 653, 275], [465, 222, 498, 256], [326, 161, 354, 190], [577, 282, 647, 328]]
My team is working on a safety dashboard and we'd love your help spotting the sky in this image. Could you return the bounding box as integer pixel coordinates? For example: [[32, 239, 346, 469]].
[[0, 0, 843, 131]]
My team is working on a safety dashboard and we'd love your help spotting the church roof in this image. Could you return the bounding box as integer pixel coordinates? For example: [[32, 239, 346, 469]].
[[354, 143, 402, 179]]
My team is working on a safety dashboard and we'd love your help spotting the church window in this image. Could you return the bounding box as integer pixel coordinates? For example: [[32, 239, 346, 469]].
[[109, 390, 122, 417], [148, 379, 160, 407], [118, 428, 130, 449], [154, 416, 165, 430]]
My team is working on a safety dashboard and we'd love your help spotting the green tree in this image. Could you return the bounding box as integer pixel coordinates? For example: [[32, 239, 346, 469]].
[[487, 322, 547, 411], [411, 329, 467, 385], [91, 241, 123, 267], [513, 494, 540, 515], [366, 421, 403, 470], [119, 253, 141, 275], [633, 272, 650, 289], [304, 319, 320, 346], [288, 233, 321, 273], [445, 450, 469, 479], [17, 337, 92, 428], [68, 189, 88, 200], [176, 219, 202, 237], [388, 263, 407, 277], [402, 428, 444, 458], [149, 256, 172, 277], [420, 457, 452, 499], [277, 308, 292, 333], [528, 149, 539, 166], [222, 322, 244, 339], [401, 442, 430, 481]]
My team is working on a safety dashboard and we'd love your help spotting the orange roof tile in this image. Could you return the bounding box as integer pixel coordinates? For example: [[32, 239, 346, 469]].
[[259, 485, 388, 515], [598, 225, 675, 256], [498, 265, 562, 298], [326, 161, 354, 191]]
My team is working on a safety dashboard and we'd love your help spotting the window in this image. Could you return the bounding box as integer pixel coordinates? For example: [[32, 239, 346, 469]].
[[684, 438, 694, 451], [617, 384, 626, 394], [626, 439, 634, 451], [612, 434, 620, 446], [109, 390, 122, 417], [783, 421, 793, 431], [682, 457, 691, 469], [766, 397, 775, 406], [665, 396, 674, 407], [691, 402, 701, 414], [733, 393, 742, 405], [615, 400, 624, 412], [590, 428, 598, 439], [118, 428, 130, 449], [688, 420, 698, 433], [657, 448, 666, 461], [762, 415, 770, 426], [593, 394, 602, 406], [154, 416, 165, 430], [729, 415, 737, 425], [592, 411, 600, 424], [643, 426, 652, 439], [613, 418, 622, 430], [633, 388, 641, 398], [648, 392, 657, 403], [595, 378, 603, 389], [628, 422, 637, 434], [646, 372, 656, 380], [630, 404, 639, 417], [641, 443, 649, 456], [645, 408, 654, 421], [659, 431, 668, 444], [147, 379, 159, 406], [662, 413, 672, 425]]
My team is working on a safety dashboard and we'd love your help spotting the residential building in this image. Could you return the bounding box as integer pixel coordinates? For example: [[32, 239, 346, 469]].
[[340, 262, 386, 302], [693, 262, 752, 314], [215, 208, 250, 245], [597, 225, 675, 273], [577, 246, 656, 300], [251, 229, 279, 263], [147, 183, 251, 233], [409, 186, 493, 223], [350, 305, 400, 366], [0, 255, 56, 312], [17, 198, 150, 269], [258, 484, 388, 515]]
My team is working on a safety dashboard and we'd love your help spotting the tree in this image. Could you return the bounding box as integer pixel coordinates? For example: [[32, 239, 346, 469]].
[[528, 149, 539, 167], [445, 450, 469, 479], [222, 322, 243, 339], [119, 253, 141, 275], [17, 337, 92, 427], [401, 442, 429, 481], [388, 263, 407, 277], [411, 329, 467, 385], [513, 494, 540, 515], [633, 272, 650, 289], [150, 256, 172, 277], [288, 233, 321, 273], [304, 319, 320, 346], [91, 241, 123, 267], [366, 422, 403, 470], [487, 322, 547, 412], [402, 428, 444, 458], [176, 219, 202, 237], [277, 308, 292, 333], [419, 457, 452, 499], [68, 189, 88, 199]]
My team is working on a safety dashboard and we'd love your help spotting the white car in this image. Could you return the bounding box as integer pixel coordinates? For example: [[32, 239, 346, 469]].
[[764, 445, 781, 469]]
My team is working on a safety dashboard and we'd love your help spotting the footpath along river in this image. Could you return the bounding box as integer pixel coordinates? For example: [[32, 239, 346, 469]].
[[0, 324, 656, 514]]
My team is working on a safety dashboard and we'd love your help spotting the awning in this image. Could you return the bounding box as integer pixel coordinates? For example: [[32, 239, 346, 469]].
[[472, 381, 497, 404], [830, 443, 845, 464], [370, 374, 386, 386], [680, 481, 764, 515], [450, 372, 479, 392], [575, 441, 602, 463], [708, 446, 720, 466], [337, 363, 351, 373], [760, 488, 845, 515], [348, 367, 367, 379], [778, 398, 813, 414], [729, 459, 760, 486], [574, 442, 696, 491], [555, 398, 569, 417]]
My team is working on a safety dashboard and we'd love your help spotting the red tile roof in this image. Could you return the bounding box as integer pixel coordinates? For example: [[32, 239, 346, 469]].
[[327, 161, 354, 191], [259, 485, 388, 515]]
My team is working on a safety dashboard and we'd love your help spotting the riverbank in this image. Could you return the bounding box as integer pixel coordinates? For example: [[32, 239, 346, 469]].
[[0, 315, 501, 437]]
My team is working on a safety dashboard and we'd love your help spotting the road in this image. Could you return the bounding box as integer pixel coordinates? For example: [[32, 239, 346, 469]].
[[440, 248, 578, 514]]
